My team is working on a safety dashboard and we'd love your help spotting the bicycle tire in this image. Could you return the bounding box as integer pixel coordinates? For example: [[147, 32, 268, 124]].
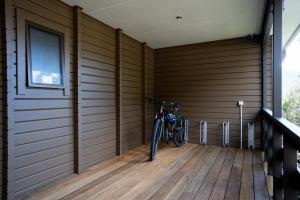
[[150, 119, 162, 161], [173, 116, 185, 147]]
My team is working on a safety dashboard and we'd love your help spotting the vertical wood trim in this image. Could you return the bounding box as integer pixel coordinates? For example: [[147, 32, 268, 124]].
[[273, 0, 282, 117], [2, 0, 15, 199], [115, 29, 122, 155], [16, 8, 26, 95], [63, 28, 71, 96], [73, 6, 82, 173], [141, 43, 146, 144]]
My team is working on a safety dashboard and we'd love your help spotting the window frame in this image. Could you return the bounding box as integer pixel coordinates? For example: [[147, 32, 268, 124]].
[[25, 22, 65, 89], [16, 8, 70, 96]]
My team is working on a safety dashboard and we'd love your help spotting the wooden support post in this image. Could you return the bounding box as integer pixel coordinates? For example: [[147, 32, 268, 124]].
[[272, 0, 284, 198], [1, 0, 15, 199], [73, 6, 82, 174], [283, 138, 298, 200], [115, 29, 122, 155], [141, 43, 146, 144], [273, 0, 282, 118]]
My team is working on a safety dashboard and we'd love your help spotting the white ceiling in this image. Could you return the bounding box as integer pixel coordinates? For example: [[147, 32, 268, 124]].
[[282, 0, 300, 47], [62, 0, 266, 49]]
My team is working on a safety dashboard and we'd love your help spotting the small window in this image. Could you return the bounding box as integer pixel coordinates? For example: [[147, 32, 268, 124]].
[[26, 23, 64, 88]]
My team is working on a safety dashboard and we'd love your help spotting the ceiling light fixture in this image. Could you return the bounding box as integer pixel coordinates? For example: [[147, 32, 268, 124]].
[[176, 15, 183, 22]]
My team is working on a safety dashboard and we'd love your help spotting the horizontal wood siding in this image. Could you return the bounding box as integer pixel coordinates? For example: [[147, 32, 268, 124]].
[[154, 37, 262, 147], [265, 38, 273, 110], [145, 47, 154, 142], [121, 34, 142, 152], [80, 14, 116, 169], [12, 0, 74, 197], [0, 0, 153, 198]]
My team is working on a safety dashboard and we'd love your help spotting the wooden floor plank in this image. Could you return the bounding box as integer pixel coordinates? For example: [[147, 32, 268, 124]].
[[20, 145, 148, 200], [148, 146, 219, 200], [163, 146, 217, 200], [20, 144, 270, 200], [179, 146, 221, 200], [194, 148, 228, 200], [108, 144, 201, 200], [253, 151, 270, 200], [82, 144, 198, 200], [132, 145, 209, 200], [209, 148, 236, 200], [60, 149, 150, 200], [224, 149, 244, 200], [239, 150, 254, 200]]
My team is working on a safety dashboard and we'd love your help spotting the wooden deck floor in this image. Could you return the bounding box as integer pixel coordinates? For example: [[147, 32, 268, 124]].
[[21, 144, 270, 200]]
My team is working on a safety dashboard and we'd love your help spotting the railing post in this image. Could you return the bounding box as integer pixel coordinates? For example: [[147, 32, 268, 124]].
[[263, 118, 268, 161], [283, 137, 298, 200], [273, 127, 283, 200], [267, 120, 273, 175], [272, 0, 282, 118], [262, 109, 300, 200]]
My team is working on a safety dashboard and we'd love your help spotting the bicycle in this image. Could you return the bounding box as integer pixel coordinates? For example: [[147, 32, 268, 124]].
[[145, 97, 186, 161]]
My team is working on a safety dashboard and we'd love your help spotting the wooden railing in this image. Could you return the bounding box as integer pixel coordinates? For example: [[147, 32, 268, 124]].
[[262, 108, 300, 200]]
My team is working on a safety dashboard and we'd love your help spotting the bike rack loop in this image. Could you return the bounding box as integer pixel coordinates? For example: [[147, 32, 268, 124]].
[[199, 120, 207, 145], [222, 121, 230, 148], [184, 119, 189, 144]]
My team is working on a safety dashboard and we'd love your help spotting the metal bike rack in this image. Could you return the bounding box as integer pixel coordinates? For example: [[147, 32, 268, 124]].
[[248, 122, 255, 150], [199, 120, 207, 145], [222, 121, 230, 147], [184, 119, 189, 144], [238, 100, 244, 149]]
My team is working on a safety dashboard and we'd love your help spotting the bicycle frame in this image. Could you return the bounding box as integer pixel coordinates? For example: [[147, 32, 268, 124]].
[[154, 101, 179, 142]]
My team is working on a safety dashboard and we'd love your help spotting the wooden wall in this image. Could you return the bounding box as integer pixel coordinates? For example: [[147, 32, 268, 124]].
[[0, 0, 154, 198], [12, 0, 74, 197], [120, 34, 142, 153], [0, 0, 266, 198], [154, 37, 262, 147], [80, 14, 116, 169], [264, 38, 273, 110]]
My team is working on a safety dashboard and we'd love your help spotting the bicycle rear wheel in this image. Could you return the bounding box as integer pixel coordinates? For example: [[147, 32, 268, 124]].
[[173, 116, 185, 147], [150, 119, 162, 161]]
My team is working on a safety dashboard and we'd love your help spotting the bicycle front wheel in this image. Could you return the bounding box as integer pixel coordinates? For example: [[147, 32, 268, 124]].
[[150, 119, 162, 161]]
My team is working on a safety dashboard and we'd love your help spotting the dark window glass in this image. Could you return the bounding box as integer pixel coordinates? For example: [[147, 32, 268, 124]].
[[28, 25, 63, 86]]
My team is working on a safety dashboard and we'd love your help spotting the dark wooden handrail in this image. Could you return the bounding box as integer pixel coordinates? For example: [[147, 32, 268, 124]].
[[262, 108, 300, 147], [261, 108, 300, 200]]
